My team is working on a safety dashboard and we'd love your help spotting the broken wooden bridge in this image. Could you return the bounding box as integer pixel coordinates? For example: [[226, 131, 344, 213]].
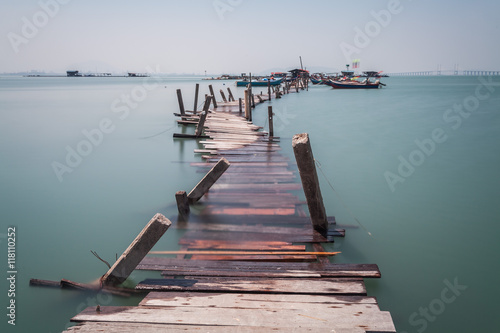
[[64, 83, 396, 332]]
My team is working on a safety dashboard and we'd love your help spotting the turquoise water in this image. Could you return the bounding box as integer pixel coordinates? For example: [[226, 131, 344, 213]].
[[1, 76, 499, 332]]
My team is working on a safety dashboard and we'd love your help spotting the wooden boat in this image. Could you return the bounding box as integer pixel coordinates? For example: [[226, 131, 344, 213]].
[[325, 79, 383, 89], [310, 77, 323, 85], [236, 78, 283, 87]]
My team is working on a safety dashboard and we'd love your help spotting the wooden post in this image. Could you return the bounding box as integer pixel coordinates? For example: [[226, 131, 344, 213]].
[[238, 97, 243, 115], [188, 157, 230, 203], [101, 213, 171, 286], [268, 106, 274, 138], [195, 96, 211, 137], [267, 80, 271, 100], [176, 89, 185, 116], [249, 94, 254, 121], [208, 85, 217, 108], [227, 87, 235, 102], [175, 191, 190, 219], [220, 89, 228, 103], [292, 133, 328, 236], [244, 89, 250, 120], [193, 83, 199, 113]]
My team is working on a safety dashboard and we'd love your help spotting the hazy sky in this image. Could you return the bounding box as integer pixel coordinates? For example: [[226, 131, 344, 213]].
[[1, 0, 499, 74]]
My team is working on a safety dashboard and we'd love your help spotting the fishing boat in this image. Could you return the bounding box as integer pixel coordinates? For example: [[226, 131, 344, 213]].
[[325, 70, 386, 89], [236, 78, 283, 87], [310, 77, 323, 85], [325, 79, 382, 89]]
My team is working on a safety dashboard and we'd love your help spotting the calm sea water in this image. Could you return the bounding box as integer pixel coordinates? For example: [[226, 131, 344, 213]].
[[1, 75, 499, 332]]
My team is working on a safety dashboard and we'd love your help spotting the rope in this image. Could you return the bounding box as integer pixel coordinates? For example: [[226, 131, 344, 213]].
[[314, 159, 373, 238]]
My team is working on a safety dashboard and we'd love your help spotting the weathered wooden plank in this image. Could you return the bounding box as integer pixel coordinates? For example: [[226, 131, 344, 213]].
[[183, 214, 336, 227], [187, 157, 230, 203], [136, 257, 381, 278], [101, 214, 171, 286], [189, 254, 318, 262], [136, 277, 367, 295], [177, 239, 306, 251], [201, 207, 297, 216], [64, 322, 325, 332], [140, 292, 379, 308], [70, 305, 396, 331]]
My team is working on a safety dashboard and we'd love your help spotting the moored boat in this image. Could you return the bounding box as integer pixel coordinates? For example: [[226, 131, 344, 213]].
[[236, 78, 283, 87], [325, 79, 382, 89]]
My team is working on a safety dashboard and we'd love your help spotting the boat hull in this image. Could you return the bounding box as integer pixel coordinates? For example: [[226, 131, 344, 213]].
[[326, 80, 380, 89], [236, 79, 283, 87]]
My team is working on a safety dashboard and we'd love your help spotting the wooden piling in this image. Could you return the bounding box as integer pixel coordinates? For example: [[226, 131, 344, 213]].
[[238, 97, 243, 115], [176, 89, 185, 116], [220, 89, 228, 103], [101, 213, 171, 286], [187, 157, 231, 203], [175, 191, 190, 219], [208, 85, 217, 108], [244, 89, 251, 120], [267, 80, 271, 100], [292, 133, 328, 235], [193, 83, 199, 113], [195, 96, 211, 137], [268, 106, 274, 138], [227, 87, 235, 102]]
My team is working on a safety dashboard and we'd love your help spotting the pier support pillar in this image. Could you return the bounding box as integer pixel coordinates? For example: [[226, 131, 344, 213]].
[[208, 85, 217, 108], [176, 89, 185, 116], [292, 133, 328, 236], [175, 190, 190, 220], [193, 83, 199, 113], [268, 106, 274, 138]]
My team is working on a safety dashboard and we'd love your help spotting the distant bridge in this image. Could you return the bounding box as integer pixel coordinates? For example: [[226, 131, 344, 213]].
[[388, 70, 500, 76]]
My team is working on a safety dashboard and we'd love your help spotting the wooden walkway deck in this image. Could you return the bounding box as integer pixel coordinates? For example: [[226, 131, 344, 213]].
[[64, 85, 396, 332]]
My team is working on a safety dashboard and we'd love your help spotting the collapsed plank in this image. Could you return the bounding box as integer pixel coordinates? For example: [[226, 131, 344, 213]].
[[187, 157, 230, 203], [101, 214, 171, 286]]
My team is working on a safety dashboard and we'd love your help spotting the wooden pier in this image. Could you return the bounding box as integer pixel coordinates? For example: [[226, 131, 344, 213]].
[[63, 82, 396, 332]]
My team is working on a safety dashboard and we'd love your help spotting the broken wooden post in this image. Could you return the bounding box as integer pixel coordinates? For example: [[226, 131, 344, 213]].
[[176, 89, 185, 116], [208, 84, 217, 108], [188, 157, 230, 203], [220, 89, 228, 103], [227, 87, 235, 101], [292, 133, 328, 236], [239, 97, 243, 115], [175, 190, 190, 219], [101, 213, 171, 286], [267, 80, 271, 100], [193, 83, 199, 113], [195, 96, 211, 137], [268, 106, 274, 138]]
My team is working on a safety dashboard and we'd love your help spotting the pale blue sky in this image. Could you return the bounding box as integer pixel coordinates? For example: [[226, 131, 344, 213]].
[[1, 0, 499, 74]]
